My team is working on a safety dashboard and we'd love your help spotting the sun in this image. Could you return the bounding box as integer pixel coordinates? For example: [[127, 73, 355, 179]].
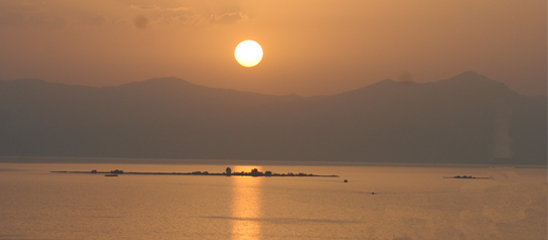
[[234, 40, 263, 67]]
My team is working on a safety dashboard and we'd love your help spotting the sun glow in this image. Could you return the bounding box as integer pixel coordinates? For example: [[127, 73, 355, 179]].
[[234, 40, 263, 67]]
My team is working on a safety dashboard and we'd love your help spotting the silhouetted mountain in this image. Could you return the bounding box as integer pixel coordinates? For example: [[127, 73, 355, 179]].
[[0, 72, 545, 164]]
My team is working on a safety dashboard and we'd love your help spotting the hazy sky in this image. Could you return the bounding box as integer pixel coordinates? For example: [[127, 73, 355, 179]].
[[0, 0, 546, 96]]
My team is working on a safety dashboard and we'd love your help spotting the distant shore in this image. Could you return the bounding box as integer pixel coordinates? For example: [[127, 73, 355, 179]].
[[51, 168, 339, 177]]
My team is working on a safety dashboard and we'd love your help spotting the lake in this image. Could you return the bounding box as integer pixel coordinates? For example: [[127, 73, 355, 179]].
[[0, 160, 546, 240]]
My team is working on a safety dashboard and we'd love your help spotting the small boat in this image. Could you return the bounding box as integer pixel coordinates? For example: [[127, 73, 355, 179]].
[[104, 174, 118, 177]]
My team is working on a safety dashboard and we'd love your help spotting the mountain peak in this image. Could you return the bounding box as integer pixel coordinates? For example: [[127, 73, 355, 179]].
[[138, 77, 195, 85], [437, 71, 505, 89], [455, 71, 481, 78]]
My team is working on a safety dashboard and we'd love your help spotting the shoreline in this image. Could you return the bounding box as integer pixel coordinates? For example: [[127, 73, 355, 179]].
[[50, 170, 340, 178]]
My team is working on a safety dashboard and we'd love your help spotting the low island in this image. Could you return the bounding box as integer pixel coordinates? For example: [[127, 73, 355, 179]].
[[443, 175, 490, 179], [51, 167, 339, 178]]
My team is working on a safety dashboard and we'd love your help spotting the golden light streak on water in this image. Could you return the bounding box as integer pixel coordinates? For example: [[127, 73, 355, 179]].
[[230, 166, 263, 240]]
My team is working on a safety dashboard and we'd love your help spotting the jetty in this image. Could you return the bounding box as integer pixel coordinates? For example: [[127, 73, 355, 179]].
[[51, 167, 339, 178]]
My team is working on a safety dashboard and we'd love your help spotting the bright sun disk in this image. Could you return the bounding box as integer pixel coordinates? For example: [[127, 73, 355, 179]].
[[235, 40, 263, 67]]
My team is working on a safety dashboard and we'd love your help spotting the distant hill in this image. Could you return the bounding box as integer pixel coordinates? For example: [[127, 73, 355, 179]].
[[0, 72, 545, 164]]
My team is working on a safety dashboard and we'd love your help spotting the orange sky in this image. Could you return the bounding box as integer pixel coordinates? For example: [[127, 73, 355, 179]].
[[0, 0, 546, 96]]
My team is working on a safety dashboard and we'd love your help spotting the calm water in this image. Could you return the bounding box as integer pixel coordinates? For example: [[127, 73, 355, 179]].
[[0, 162, 546, 240]]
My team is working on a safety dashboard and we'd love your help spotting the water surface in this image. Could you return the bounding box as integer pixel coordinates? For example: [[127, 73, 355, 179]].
[[0, 162, 546, 240]]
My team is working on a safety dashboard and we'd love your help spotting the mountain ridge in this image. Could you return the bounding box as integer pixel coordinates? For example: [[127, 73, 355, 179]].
[[0, 72, 545, 164], [3, 70, 540, 98]]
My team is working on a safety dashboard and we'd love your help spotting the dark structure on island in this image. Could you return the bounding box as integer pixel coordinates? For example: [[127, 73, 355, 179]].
[[227, 168, 314, 177], [51, 167, 339, 178]]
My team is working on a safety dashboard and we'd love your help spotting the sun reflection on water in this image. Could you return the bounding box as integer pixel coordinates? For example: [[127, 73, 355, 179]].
[[230, 166, 263, 240]]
